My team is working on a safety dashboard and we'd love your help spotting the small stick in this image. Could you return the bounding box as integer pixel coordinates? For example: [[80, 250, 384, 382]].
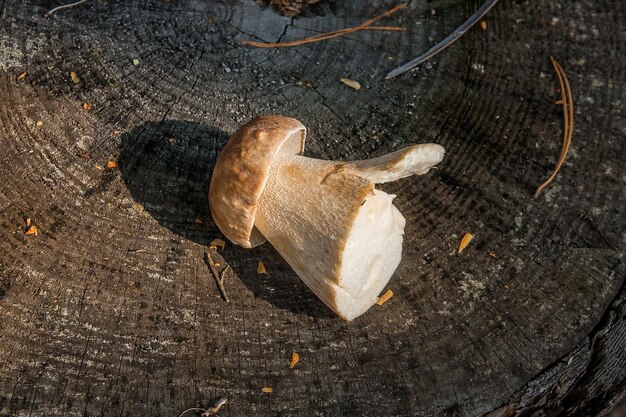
[[385, 0, 499, 79], [204, 397, 228, 415], [534, 56, 573, 198], [242, 3, 407, 48], [178, 408, 206, 417], [127, 248, 147, 253], [178, 397, 228, 417], [44, 0, 88, 18], [218, 265, 231, 303], [204, 251, 230, 303]]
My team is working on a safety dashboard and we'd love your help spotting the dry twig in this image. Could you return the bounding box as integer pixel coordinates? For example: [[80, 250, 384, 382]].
[[178, 397, 228, 417], [44, 0, 88, 17], [204, 251, 230, 303], [534, 56, 573, 198], [385, 0, 499, 79], [242, 3, 407, 48]]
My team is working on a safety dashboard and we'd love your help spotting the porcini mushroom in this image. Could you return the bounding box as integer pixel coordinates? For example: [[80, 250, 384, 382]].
[[209, 116, 444, 321]]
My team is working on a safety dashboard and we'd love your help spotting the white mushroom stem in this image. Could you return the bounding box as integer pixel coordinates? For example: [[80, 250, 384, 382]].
[[254, 144, 444, 321]]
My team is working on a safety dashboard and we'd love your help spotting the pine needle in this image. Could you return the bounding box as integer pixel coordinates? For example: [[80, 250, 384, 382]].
[[385, 0, 499, 79], [242, 3, 407, 48], [534, 56, 573, 198]]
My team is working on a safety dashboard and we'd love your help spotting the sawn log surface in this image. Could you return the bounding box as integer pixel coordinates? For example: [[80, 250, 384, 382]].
[[0, 1, 624, 416]]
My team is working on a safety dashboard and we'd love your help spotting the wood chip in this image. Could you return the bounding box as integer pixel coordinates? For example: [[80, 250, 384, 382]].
[[340, 78, 361, 90], [488, 251, 496, 258], [257, 260, 268, 274], [480, 20, 488, 30], [168, 137, 176, 144], [25, 217, 31, 227], [17, 71, 28, 80], [376, 289, 393, 305], [112, 130, 122, 136], [261, 387, 273, 394], [36, 121, 43, 126], [25, 225, 38, 236], [458, 232, 474, 254], [210, 238, 226, 251], [106, 161, 118, 168], [70, 71, 80, 84], [289, 352, 300, 369], [83, 102, 93, 110]]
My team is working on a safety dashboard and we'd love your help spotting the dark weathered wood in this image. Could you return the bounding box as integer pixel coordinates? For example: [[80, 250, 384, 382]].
[[0, 1, 624, 416]]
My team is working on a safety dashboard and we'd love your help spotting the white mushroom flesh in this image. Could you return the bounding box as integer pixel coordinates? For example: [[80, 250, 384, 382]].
[[254, 146, 442, 321], [335, 189, 405, 319]]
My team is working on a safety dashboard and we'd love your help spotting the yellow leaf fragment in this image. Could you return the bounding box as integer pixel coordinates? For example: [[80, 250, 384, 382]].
[[107, 161, 118, 168], [70, 71, 80, 84], [257, 260, 267, 274], [376, 289, 393, 306], [289, 352, 300, 369], [210, 238, 226, 251], [36, 121, 44, 126], [25, 217, 31, 227], [83, 102, 93, 110], [261, 387, 273, 394], [488, 251, 496, 258], [340, 78, 361, 90], [25, 225, 38, 236], [458, 232, 474, 254], [95, 165, 104, 170], [480, 20, 488, 30], [112, 130, 122, 137], [17, 71, 28, 80]]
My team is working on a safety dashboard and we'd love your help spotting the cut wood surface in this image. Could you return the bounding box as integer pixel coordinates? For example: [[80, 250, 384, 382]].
[[0, 1, 624, 416]]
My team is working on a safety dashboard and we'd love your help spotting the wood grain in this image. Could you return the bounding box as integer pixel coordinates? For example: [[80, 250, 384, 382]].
[[0, 1, 624, 416]]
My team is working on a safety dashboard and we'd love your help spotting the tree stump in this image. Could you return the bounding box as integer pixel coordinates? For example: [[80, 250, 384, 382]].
[[0, 1, 624, 416]]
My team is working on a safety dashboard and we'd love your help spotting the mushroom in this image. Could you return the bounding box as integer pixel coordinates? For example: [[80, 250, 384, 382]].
[[209, 116, 444, 321]]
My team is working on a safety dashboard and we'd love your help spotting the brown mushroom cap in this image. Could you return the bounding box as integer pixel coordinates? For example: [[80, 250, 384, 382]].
[[209, 115, 306, 248]]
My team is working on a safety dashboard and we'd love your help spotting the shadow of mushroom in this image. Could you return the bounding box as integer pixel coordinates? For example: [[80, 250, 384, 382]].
[[118, 120, 334, 319]]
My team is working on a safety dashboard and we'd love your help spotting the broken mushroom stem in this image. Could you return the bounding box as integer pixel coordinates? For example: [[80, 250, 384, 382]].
[[209, 116, 444, 321]]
